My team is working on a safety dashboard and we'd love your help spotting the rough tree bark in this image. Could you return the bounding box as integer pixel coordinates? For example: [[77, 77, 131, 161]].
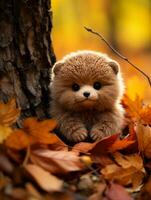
[[0, 0, 56, 122]]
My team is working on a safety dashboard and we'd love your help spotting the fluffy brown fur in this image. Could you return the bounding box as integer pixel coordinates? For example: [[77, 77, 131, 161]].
[[50, 50, 125, 142]]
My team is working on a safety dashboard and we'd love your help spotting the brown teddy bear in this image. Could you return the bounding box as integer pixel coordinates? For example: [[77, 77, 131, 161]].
[[50, 50, 125, 143]]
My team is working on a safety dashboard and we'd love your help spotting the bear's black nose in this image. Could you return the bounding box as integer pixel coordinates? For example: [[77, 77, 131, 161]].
[[83, 92, 90, 97]]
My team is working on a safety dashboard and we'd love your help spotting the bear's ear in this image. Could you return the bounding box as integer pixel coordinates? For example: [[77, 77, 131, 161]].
[[108, 61, 119, 74], [53, 62, 63, 75]]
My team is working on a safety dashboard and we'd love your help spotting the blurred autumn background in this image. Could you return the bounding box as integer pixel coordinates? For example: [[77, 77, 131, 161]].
[[52, 0, 151, 103]]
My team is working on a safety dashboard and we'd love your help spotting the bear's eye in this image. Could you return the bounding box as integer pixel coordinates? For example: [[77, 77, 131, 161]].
[[93, 82, 101, 90], [72, 83, 80, 91]]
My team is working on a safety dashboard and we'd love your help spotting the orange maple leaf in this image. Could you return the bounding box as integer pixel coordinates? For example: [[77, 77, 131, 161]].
[[23, 118, 58, 144], [108, 125, 137, 153], [5, 129, 29, 150], [5, 118, 58, 150], [140, 106, 151, 124], [122, 95, 142, 122], [123, 95, 151, 125]]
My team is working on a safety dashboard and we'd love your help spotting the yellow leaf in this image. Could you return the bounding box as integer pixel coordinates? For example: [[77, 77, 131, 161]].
[[0, 124, 12, 143], [0, 99, 20, 126]]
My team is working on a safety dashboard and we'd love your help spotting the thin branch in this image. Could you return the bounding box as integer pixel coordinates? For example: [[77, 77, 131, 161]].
[[84, 26, 151, 87], [22, 145, 30, 166]]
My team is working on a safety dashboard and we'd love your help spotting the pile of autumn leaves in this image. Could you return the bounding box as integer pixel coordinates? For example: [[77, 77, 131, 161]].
[[1, 96, 151, 200]]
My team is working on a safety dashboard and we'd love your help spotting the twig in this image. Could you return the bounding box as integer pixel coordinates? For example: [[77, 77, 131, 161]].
[[84, 26, 151, 87], [22, 145, 30, 166]]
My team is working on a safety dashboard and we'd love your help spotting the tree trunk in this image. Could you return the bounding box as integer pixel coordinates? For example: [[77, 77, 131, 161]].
[[0, 0, 56, 123]]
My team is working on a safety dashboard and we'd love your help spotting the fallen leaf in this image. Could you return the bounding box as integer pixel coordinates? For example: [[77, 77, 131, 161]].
[[123, 95, 151, 125], [108, 140, 134, 153], [137, 176, 151, 200], [89, 131, 136, 157], [101, 152, 145, 188], [31, 149, 85, 174], [25, 182, 42, 199], [72, 141, 97, 154], [108, 126, 136, 153], [10, 188, 28, 199], [0, 152, 14, 174], [0, 99, 20, 126], [122, 95, 142, 122], [136, 124, 151, 158], [23, 118, 58, 144], [0, 124, 12, 143], [113, 152, 143, 170], [5, 129, 29, 150], [140, 106, 151, 124], [105, 182, 133, 200], [25, 164, 63, 192], [5, 118, 60, 150], [88, 183, 106, 200], [89, 133, 119, 156], [121, 125, 138, 154]]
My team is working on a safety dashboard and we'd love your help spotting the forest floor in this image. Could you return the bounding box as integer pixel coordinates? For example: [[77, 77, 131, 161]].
[[0, 95, 151, 200]]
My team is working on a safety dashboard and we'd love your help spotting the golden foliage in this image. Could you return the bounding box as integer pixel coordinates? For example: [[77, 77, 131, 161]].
[[0, 99, 20, 143]]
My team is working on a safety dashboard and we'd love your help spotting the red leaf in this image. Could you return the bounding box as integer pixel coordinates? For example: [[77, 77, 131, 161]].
[[89, 133, 119, 156], [105, 183, 133, 200]]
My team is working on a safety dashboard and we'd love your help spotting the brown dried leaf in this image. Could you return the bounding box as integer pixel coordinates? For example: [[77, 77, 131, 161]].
[[113, 152, 143, 170], [25, 183, 42, 199], [88, 183, 106, 200], [136, 124, 151, 158], [31, 149, 84, 174], [25, 164, 63, 192], [101, 152, 145, 188], [72, 141, 97, 154], [138, 176, 151, 200]]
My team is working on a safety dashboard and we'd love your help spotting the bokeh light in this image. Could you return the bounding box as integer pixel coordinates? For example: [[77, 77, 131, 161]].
[[52, 0, 151, 103]]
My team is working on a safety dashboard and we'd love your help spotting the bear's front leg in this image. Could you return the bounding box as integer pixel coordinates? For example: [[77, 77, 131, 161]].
[[58, 113, 88, 142], [90, 111, 123, 141]]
